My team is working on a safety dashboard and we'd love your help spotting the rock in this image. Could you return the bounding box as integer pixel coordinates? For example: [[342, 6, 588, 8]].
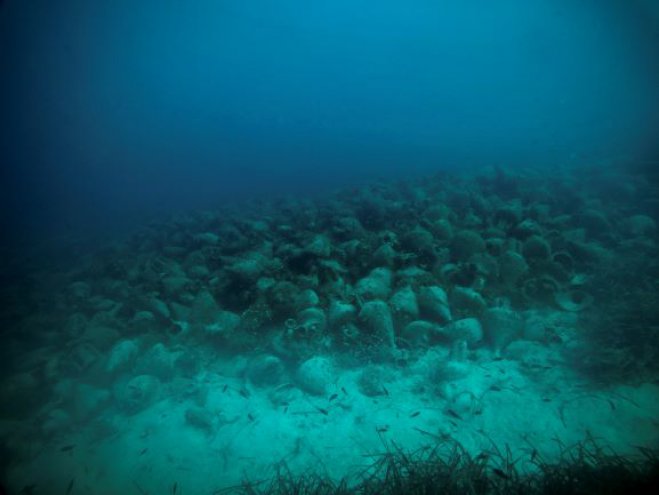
[[63, 313, 88, 338], [41, 408, 72, 437], [227, 255, 266, 283], [451, 230, 486, 261], [169, 302, 191, 322], [63, 342, 102, 375], [296, 307, 327, 334], [161, 275, 192, 298], [294, 289, 320, 312], [449, 339, 469, 361], [401, 228, 435, 257], [269, 281, 301, 317], [0, 372, 41, 418], [71, 384, 110, 421], [450, 287, 486, 315], [295, 356, 334, 395], [513, 219, 542, 238], [79, 324, 121, 352], [357, 365, 391, 397], [328, 299, 356, 329], [246, 354, 287, 387], [522, 235, 551, 261], [204, 310, 241, 336], [418, 286, 452, 323], [193, 232, 220, 245], [499, 250, 528, 286], [627, 214, 656, 237], [372, 243, 397, 267], [185, 406, 215, 433], [268, 383, 303, 406], [554, 288, 594, 312], [305, 235, 332, 257], [401, 320, 437, 347], [449, 390, 480, 416], [106, 339, 140, 374], [359, 300, 396, 349], [146, 296, 171, 320], [482, 307, 523, 356], [187, 263, 210, 280], [190, 289, 224, 332], [389, 286, 419, 327], [129, 311, 158, 334], [355, 267, 393, 301], [432, 219, 453, 242], [431, 358, 470, 383], [397, 266, 433, 286], [522, 312, 549, 342], [115, 374, 161, 414], [68, 281, 91, 301], [446, 318, 483, 347], [578, 209, 611, 237], [136, 343, 178, 380]]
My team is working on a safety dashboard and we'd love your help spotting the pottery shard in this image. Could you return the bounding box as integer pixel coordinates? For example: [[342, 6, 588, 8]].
[[446, 318, 483, 347], [418, 286, 452, 323], [359, 300, 396, 348], [295, 356, 334, 396], [482, 307, 523, 356]]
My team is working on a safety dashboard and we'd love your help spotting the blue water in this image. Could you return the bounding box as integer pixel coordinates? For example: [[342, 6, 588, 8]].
[[1, 0, 658, 244], [1, 3, 659, 493]]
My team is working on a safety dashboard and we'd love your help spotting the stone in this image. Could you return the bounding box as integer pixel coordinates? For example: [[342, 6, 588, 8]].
[[446, 318, 483, 347], [499, 250, 528, 286], [355, 267, 393, 301], [359, 300, 396, 349], [418, 286, 452, 323], [482, 307, 523, 356], [450, 287, 486, 315], [295, 356, 334, 396], [389, 286, 419, 326], [328, 299, 356, 329], [451, 230, 486, 261], [115, 374, 161, 414], [357, 365, 390, 397], [106, 339, 140, 374], [246, 354, 287, 387]]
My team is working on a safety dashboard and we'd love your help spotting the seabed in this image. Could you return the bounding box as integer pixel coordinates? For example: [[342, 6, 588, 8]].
[[1, 164, 658, 494]]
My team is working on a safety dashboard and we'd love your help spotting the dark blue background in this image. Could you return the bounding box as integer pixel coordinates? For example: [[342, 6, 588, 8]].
[[1, 0, 658, 245]]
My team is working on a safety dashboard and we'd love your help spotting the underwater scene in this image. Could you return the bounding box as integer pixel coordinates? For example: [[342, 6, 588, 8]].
[[1, 1, 659, 494]]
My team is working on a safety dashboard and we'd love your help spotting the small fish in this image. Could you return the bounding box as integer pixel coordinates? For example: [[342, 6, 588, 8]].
[[222, 384, 228, 393], [247, 413, 255, 422], [60, 445, 75, 453], [239, 387, 251, 399], [341, 387, 348, 395], [316, 407, 329, 416], [376, 425, 389, 433], [139, 448, 148, 456], [328, 393, 338, 402], [446, 409, 462, 420], [409, 411, 420, 418], [490, 385, 502, 392], [65, 478, 75, 495], [382, 385, 389, 396], [172, 481, 178, 494], [492, 468, 510, 480]]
